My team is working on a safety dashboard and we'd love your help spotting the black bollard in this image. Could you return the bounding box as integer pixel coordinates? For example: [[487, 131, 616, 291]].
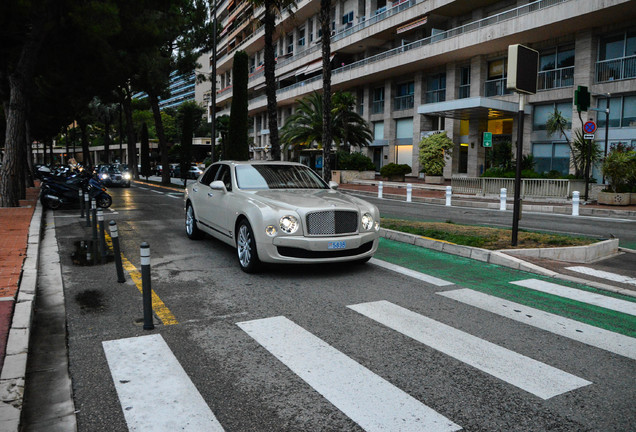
[[109, 221, 125, 283], [140, 242, 154, 330], [91, 199, 98, 241], [79, 190, 84, 218], [85, 193, 91, 227], [98, 209, 106, 259]]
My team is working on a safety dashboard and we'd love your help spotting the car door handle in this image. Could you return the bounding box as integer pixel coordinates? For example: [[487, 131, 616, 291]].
[[193, 187, 198, 192], [208, 192, 214, 197]]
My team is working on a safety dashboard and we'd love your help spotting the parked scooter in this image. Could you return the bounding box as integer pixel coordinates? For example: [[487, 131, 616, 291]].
[[40, 171, 112, 209]]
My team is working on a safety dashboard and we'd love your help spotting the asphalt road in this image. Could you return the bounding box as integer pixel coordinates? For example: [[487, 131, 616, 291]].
[[47, 183, 636, 431], [353, 194, 636, 246]]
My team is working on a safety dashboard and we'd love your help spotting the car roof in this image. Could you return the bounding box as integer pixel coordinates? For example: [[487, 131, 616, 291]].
[[215, 160, 305, 167]]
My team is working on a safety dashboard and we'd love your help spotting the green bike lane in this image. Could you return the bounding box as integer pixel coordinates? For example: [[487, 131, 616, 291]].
[[374, 238, 636, 338]]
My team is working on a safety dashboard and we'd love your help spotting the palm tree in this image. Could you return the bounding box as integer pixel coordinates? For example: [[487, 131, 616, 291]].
[[280, 91, 372, 153], [250, 0, 296, 161], [320, 0, 332, 180]]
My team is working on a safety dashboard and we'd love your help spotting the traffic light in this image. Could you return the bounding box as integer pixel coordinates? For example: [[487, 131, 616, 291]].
[[575, 86, 590, 112]]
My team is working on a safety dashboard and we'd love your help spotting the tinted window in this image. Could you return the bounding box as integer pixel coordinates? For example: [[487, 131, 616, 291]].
[[215, 165, 232, 191], [235, 164, 328, 190], [200, 164, 220, 185]]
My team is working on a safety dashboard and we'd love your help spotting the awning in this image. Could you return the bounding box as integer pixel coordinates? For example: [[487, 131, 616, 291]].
[[417, 96, 532, 120], [278, 69, 299, 80], [397, 16, 427, 34], [300, 55, 335, 75]]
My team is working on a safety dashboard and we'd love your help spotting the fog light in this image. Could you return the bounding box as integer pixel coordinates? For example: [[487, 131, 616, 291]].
[[265, 225, 277, 236], [374, 221, 380, 231]]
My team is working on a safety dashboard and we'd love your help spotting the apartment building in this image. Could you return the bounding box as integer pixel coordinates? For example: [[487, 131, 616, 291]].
[[197, 0, 636, 178], [136, 71, 197, 110]]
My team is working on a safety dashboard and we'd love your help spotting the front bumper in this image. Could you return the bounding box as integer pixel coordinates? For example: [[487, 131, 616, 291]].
[[256, 231, 379, 264]]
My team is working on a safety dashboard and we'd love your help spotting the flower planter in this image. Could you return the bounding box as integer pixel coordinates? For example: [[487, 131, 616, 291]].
[[632, 193, 636, 205], [597, 191, 631, 206], [384, 175, 405, 182], [424, 175, 444, 184], [335, 170, 376, 184]]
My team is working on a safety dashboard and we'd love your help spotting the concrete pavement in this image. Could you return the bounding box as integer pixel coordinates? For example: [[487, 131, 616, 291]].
[[1, 178, 636, 431]]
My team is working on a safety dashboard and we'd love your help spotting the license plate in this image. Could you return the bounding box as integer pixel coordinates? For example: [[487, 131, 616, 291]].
[[328, 241, 346, 250]]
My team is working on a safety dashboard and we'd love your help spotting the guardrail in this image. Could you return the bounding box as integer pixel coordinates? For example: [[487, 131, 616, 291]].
[[451, 177, 572, 198]]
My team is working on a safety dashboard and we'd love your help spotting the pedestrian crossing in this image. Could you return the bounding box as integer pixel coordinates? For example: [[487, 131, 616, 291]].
[[101, 263, 636, 431], [565, 266, 636, 287]]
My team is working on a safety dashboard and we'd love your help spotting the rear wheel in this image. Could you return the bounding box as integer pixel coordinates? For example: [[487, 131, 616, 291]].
[[41, 195, 62, 210], [96, 194, 112, 208], [185, 204, 204, 239], [237, 220, 260, 273]]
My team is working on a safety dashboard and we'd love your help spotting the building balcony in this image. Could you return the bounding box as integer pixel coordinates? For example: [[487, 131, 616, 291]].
[[425, 89, 446, 104], [459, 85, 470, 99], [394, 94, 414, 111], [371, 100, 385, 114], [484, 78, 512, 97], [537, 66, 574, 91], [596, 55, 636, 83]]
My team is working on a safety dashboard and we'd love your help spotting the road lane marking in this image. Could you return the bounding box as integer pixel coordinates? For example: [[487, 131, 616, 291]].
[[565, 266, 636, 286], [103, 334, 224, 431], [104, 233, 178, 325], [166, 194, 180, 199], [370, 258, 454, 286], [237, 316, 461, 432], [138, 187, 149, 190], [438, 288, 636, 360], [511, 279, 636, 316], [151, 190, 164, 194], [348, 301, 590, 400]]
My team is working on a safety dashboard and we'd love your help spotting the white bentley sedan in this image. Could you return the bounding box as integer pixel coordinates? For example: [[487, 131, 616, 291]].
[[184, 161, 380, 272]]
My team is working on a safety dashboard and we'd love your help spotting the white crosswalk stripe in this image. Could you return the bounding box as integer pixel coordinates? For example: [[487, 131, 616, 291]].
[[348, 300, 591, 400], [565, 266, 636, 286], [438, 288, 636, 360], [103, 334, 225, 432], [370, 258, 454, 286], [511, 278, 636, 316], [237, 316, 461, 432]]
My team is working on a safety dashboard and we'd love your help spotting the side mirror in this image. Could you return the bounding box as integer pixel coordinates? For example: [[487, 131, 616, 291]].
[[209, 180, 227, 192], [328, 181, 339, 190]]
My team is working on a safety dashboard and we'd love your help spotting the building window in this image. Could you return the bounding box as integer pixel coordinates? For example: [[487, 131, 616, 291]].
[[287, 35, 294, 54], [298, 27, 305, 47], [597, 31, 636, 82], [538, 45, 575, 90], [372, 87, 384, 114], [459, 66, 470, 99], [342, 11, 354, 28], [485, 58, 511, 96], [373, 121, 384, 141], [533, 142, 571, 175], [597, 95, 636, 128], [394, 82, 414, 111], [425, 73, 446, 104], [533, 102, 572, 131]]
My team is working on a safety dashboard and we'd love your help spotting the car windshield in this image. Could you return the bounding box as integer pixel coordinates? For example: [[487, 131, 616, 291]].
[[235, 164, 328, 190]]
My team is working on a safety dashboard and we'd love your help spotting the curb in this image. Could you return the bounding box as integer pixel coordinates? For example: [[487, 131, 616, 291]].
[[0, 199, 43, 428], [380, 228, 636, 299]]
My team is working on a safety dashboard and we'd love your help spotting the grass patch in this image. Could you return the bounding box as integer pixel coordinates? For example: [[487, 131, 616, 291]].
[[381, 217, 596, 250]]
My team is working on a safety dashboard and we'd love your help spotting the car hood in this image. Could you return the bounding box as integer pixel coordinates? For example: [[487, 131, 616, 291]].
[[248, 189, 373, 212]]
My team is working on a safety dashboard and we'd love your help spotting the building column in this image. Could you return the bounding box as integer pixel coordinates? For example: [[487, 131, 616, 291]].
[[384, 80, 395, 163], [470, 55, 485, 98]]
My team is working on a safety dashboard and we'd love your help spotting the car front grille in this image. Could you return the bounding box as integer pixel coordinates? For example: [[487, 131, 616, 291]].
[[306, 210, 358, 236]]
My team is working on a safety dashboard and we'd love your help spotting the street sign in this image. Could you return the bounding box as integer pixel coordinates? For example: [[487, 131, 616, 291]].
[[483, 132, 492, 147], [583, 121, 597, 134], [584, 133, 595, 140]]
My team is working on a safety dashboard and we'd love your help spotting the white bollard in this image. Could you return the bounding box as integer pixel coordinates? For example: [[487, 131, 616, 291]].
[[500, 188, 507, 211], [378, 181, 383, 199], [445, 185, 452, 206], [406, 183, 412, 202], [572, 191, 580, 216]]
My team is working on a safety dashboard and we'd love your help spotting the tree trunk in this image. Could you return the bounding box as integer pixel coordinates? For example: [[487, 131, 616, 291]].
[[104, 115, 111, 164], [123, 89, 139, 179], [24, 120, 34, 188], [78, 119, 92, 168], [0, 75, 27, 207], [264, 2, 280, 161], [320, 0, 332, 182], [149, 93, 170, 185]]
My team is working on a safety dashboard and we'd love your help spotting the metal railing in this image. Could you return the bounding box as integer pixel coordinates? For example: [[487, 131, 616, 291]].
[[484, 78, 512, 97], [393, 94, 414, 111], [459, 85, 470, 99], [425, 89, 446, 104], [596, 55, 636, 83], [537, 66, 574, 90], [371, 100, 385, 114], [451, 177, 572, 198]]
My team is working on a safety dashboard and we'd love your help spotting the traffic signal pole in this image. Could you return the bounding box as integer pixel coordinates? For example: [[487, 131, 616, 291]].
[[511, 93, 525, 247]]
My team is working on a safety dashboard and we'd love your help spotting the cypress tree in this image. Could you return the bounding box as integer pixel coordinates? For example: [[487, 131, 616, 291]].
[[140, 122, 150, 179], [227, 50, 250, 160]]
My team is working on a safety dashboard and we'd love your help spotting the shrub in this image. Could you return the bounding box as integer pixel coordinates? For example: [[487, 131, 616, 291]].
[[601, 146, 636, 192], [419, 132, 453, 176], [380, 163, 412, 178], [336, 151, 375, 171]]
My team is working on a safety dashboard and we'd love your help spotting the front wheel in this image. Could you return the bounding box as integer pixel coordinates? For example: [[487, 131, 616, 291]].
[[185, 204, 204, 240], [237, 220, 260, 273], [96, 193, 112, 208]]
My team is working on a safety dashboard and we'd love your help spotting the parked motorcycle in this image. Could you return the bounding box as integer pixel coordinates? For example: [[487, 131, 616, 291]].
[[40, 171, 112, 209]]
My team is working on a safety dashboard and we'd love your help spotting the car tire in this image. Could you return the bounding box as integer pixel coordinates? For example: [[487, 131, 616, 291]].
[[185, 204, 204, 240], [236, 219, 260, 273]]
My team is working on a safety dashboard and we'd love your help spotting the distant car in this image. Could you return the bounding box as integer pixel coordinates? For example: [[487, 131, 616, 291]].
[[184, 161, 380, 272], [97, 165, 131, 187], [172, 164, 203, 179]]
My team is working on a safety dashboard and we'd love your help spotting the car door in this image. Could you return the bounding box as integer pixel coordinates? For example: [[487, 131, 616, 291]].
[[205, 164, 234, 239], [190, 164, 220, 231]]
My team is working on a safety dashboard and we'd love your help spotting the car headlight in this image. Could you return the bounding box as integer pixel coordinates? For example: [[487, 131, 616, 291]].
[[361, 213, 374, 231], [100, 173, 109, 179], [279, 215, 299, 234], [123, 173, 131, 180]]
